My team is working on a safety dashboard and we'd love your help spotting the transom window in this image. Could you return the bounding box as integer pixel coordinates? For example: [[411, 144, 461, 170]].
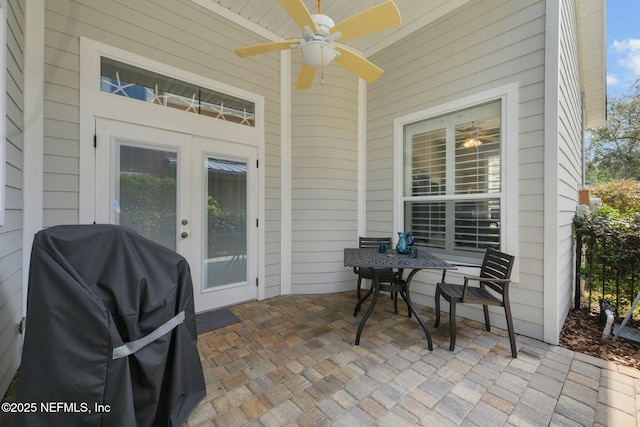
[[100, 57, 256, 126], [402, 100, 502, 260]]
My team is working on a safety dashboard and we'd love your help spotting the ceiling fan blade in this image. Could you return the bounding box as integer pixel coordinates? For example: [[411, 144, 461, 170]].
[[277, 0, 317, 32], [330, 0, 401, 43], [295, 62, 317, 90], [334, 46, 383, 83], [235, 41, 298, 57]]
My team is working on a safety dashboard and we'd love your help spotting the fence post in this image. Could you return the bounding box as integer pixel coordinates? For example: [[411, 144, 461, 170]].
[[575, 229, 582, 309]]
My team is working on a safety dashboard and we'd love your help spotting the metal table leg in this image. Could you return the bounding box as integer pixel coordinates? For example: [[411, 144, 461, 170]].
[[403, 269, 433, 350], [355, 268, 433, 350], [355, 267, 380, 345]]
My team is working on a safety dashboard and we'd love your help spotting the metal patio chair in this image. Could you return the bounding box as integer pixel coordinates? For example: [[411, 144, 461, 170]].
[[434, 248, 517, 357], [353, 236, 405, 316]]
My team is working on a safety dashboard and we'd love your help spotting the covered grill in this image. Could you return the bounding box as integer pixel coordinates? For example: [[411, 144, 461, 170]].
[[16, 224, 205, 426]]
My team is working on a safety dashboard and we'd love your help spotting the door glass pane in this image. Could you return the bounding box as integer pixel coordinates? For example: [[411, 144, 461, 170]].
[[116, 144, 177, 250], [204, 157, 247, 289]]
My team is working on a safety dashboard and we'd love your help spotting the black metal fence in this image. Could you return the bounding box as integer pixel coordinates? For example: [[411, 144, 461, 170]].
[[574, 209, 640, 320]]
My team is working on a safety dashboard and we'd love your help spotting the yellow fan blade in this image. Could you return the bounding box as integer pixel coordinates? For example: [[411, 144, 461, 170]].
[[330, 0, 401, 43], [334, 46, 383, 83], [277, 0, 317, 32], [235, 41, 298, 57], [295, 62, 317, 90]]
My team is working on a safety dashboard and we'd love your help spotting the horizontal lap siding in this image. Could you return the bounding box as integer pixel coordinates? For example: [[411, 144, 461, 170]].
[[367, 0, 547, 339], [44, 0, 282, 296], [0, 0, 24, 400], [556, 0, 583, 336], [291, 57, 358, 294]]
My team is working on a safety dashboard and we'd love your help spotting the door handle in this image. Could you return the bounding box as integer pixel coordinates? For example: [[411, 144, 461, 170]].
[[181, 232, 189, 238], [182, 219, 188, 225]]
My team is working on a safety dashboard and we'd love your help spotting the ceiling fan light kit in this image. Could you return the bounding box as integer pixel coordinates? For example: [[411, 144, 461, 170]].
[[234, 0, 401, 89], [463, 122, 483, 148], [300, 40, 337, 68]]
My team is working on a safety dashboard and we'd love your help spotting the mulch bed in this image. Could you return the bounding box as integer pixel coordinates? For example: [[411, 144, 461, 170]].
[[559, 307, 640, 370]]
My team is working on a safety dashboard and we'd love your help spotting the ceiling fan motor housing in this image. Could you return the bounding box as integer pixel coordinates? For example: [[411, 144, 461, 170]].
[[311, 14, 335, 35], [299, 14, 338, 68]]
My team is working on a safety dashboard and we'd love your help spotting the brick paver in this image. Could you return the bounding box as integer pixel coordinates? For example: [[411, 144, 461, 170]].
[[182, 292, 640, 426], [1, 291, 638, 427]]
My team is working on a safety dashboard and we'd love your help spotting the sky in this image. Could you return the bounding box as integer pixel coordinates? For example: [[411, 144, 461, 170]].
[[606, 0, 640, 98]]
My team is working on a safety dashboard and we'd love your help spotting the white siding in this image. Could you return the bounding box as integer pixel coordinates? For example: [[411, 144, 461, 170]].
[[290, 56, 359, 294], [43, 0, 283, 296], [368, 0, 547, 340], [554, 0, 583, 340], [0, 0, 24, 400]]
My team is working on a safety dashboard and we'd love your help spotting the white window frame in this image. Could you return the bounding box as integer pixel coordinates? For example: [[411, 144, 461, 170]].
[[394, 83, 519, 266], [402, 101, 502, 259]]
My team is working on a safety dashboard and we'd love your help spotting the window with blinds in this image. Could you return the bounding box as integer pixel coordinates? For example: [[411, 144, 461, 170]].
[[403, 100, 502, 259]]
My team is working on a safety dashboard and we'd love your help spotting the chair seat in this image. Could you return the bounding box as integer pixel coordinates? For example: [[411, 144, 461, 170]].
[[437, 282, 502, 306]]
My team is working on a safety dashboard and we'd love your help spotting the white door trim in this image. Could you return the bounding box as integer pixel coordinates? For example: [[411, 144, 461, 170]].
[[79, 37, 265, 302], [23, 0, 45, 318]]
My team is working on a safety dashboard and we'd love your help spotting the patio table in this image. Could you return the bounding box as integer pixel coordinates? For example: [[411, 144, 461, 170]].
[[344, 247, 455, 350]]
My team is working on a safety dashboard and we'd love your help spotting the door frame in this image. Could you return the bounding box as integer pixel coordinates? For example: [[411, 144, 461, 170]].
[[79, 38, 266, 302], [190, 138, 259, 312]]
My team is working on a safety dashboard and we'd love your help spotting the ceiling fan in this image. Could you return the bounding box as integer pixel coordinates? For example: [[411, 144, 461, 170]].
[[235, 0, 401, 90]]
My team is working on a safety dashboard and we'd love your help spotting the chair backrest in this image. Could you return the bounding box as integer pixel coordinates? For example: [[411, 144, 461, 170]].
[[359, 236, 392, 249], [480, 248, 515, 294]]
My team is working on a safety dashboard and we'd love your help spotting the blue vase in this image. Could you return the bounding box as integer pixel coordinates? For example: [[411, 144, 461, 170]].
[[396, 232, 414, 254]]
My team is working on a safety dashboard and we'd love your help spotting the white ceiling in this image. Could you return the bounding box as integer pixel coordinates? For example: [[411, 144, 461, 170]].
[[192, 0, 606, 126], [195, 0, 471, 57]]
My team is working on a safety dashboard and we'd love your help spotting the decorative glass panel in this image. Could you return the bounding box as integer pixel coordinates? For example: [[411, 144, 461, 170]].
[[101, 57, 256, 126]]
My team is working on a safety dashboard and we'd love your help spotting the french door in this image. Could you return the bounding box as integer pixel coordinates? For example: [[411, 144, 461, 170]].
[[95, 118, 258, 312]]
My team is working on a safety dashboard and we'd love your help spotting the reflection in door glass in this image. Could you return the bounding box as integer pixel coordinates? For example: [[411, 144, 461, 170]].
[[116, 144, 177, 250], [205, 157, 247, 289]]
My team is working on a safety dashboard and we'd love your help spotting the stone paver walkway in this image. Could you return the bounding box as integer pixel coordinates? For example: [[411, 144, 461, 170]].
[[2, 291, 638, 426], [186, 291, 640, 426]]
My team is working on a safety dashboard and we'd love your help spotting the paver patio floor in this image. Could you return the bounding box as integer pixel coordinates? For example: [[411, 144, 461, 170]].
[[186, 291, 640, 426]]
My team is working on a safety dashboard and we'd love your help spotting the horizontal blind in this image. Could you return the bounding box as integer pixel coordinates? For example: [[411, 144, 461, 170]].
[[453, 200, 500, 253], [403, 100, 502, 259], [454, 116, 501, 195], [411, 128, 446, 196]]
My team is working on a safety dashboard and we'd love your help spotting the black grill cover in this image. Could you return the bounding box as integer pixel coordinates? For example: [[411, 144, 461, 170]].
[[15, 224, 206, 426]]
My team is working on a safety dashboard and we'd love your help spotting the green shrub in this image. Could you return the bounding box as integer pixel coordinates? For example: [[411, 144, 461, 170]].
[[574, 198, 640, 318], [590, 179, 640, 213]]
